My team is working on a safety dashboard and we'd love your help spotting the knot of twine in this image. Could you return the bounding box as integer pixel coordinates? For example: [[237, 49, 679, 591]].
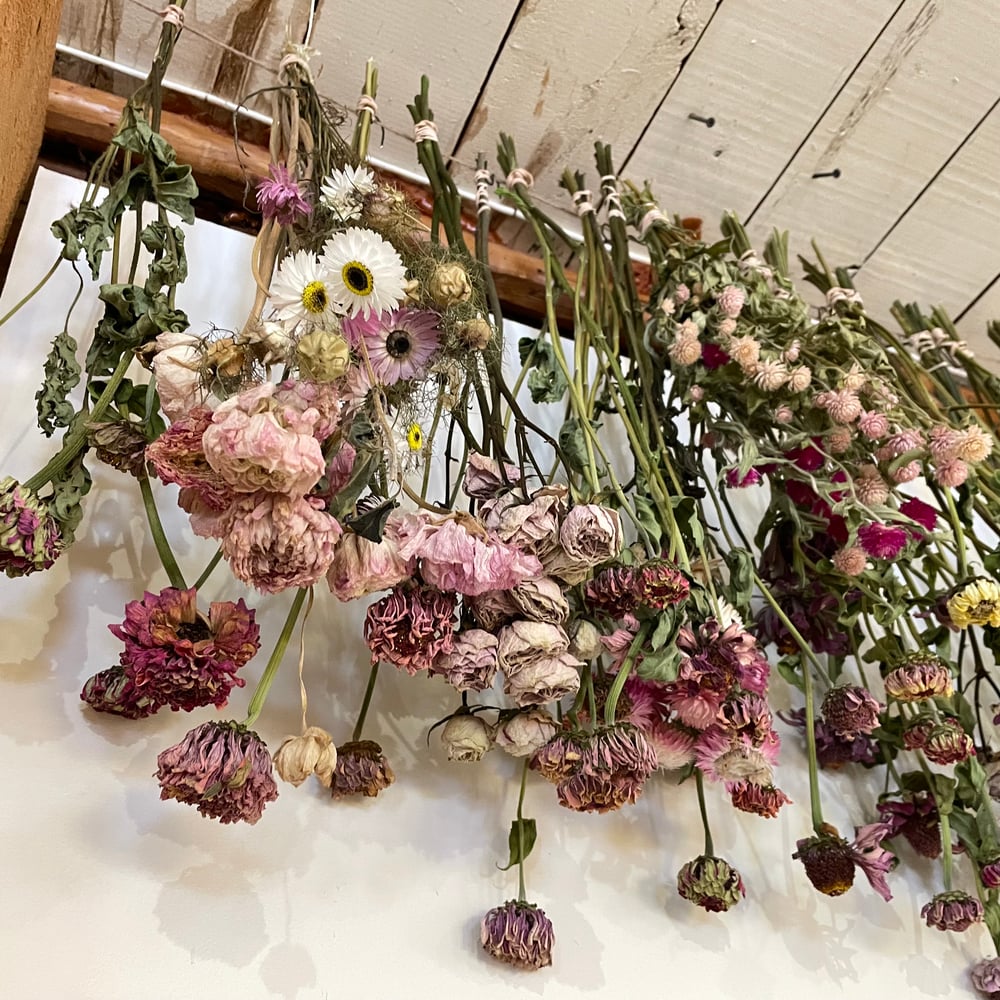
[[475, 168, 493, 215], [506, 167, 534, 189], [279, 52, 313, 81], [572, 189, 594, 217], [356, 95, 379, 118], [600, 174, 625, 222], [826, 286, 863, 307], [414, 120, 439, 143], [638, 207, 665, 236], [162, 3, 184, 27], [907, 328, 973, 368]]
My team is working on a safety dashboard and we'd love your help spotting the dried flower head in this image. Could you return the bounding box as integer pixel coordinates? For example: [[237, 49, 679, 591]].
[[832, 545, 867, 577], [921, 890, 983, 932], [727, 780, 791, 818], [440, 713, 493, 762], [295, 328, 350, 381], [794, 824, 894, 901], [427, 261, 473, 308], [330, 740, 395, 798], [456, 315, 493, 350], [0, 477, 62, 577], [156, 721, 278, 824], [923, 718, 974, 765], [256, 163, 311, 226], [364, 584, 456, 674], [820, 684, 882, 738], [480, 900, 554, 970], [273, 726, 337, 787], [948, 578, 1000, 629], [883, 653, 953, 701], [676, 855, 746, 912], [636, 558, 690, 610], [877, 793, 941, 859], [971, 958, 1000, 997]]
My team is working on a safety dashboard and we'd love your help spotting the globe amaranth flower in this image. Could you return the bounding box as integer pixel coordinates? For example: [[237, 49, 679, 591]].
[[156, 721, 278, 824], [921, 890, 983, 932], [727, 780, 791, 818], [899, 496, 938, 534], [273, 726, 337, 787], [820, 684, 883, 738], [480, 900, 553, 971], [972, 958, 1000, 997], [0, 477, 62, 577], [948, 578, 1000, 629], [330, 740, 395, 799], [256, 162, 311, 226], [677, 855, 745, 912], [794, 823, 895, 901], [877, 793, 941, 859], [85, 586, 259, 716], [857, 522, 909, 560], [222, 492, 342, 593], [440, 713, 493, 762], [883, 653, 953, 701], [364, 584, 456, 674], [429, 628, 498, 692], [531, 724, 658, 813]]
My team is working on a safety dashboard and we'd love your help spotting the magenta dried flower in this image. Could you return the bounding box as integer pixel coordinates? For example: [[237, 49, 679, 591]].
[[330, 739, 395, 799], [156, 720, 278, 824], [480, 899, 554, 970], [899, 496, 938, 534], [794, 824, 895, 901], [365, 584, 456, 674], [972, 958, 1000, 996], [95, 587, 259, 715], [584, 564, 640, 619], [981, 857, 1000, 889], [676, 855, 745, 912], [728, 780, 791, 818], [884, 653, 953, 702], [857, 522, 909, 560], [820, 684, 882, 738], [0, 476, 62, 577], [256, 162, 312, 226], [80, 665, 156, 719], [779, 707, 878, 769], [636, 558, 690, 610], [877, 793, 941, 859], [429, 628, 499, 692], [921, 890, 983, 932]]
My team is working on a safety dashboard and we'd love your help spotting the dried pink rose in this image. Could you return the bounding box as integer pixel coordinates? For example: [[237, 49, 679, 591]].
[[508, 575, 570, 624], [494, 708, 559, 757], [146, 407, 233, 511], [504, 652, 583, 706], [429, 628, 499, 692], [543, 504, 623, 584], [480, 486, 567, 557], [325, 524, 415, 601], [463, 451, 523, 499]]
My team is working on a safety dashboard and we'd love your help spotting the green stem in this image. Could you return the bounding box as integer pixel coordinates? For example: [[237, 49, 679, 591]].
[[352, 661, 380, 742], [604, 622, 651, 725], [138, 473, 186, 589], [695, 769, 714, 858], [244, 587, 309, 728], [0, 257, 61, 330], [940, 810, 954, 891], [352, 59, 379, 161], [516, 760, 529, 903], [193, 547, 223, 590]]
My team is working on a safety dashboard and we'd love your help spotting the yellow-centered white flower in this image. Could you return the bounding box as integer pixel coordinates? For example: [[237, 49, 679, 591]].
[[322, 227, 407, 319], [269, 249, 338, 325], [320, 164, 377, 222]]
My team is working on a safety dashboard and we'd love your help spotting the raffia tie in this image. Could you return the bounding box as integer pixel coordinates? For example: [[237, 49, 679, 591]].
[[638, 206, 665, 236], [600, 173, 625, 221], [505, 167, 534, 189], [907, 327, 973, 370], [279, 52, 313, 83], [475, 168, 493, 215], [572, 189, 594, 217], [357, 95, 379, 118], [826, 286, 864, 307], [161, 3, 184, 27], [414, 120, 439, 144]]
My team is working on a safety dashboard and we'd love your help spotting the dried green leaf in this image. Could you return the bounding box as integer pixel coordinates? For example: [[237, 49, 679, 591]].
[[35, 331, 81, 437]]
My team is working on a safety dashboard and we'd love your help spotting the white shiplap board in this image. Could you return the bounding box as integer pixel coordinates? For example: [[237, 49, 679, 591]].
[[746, 0, 1000, 302], [624, 0, 903, 237], [451, 0, 718, 226], [851, 100, 1000, 364]]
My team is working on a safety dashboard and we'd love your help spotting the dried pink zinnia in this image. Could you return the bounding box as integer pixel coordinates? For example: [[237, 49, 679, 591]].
[[156, 721, 278, 824], [921, 891, 983, 932], [884, 653, 953, 702], [256, 162, 312, 226], [364, 584, 456, 674], [820, 684, 882, 738], [0, 476, 62, 577], [146, 407, 233, 511], [330, 740, 395, 799], [481, 900, 554, 970], [222, 491, 342, 593], [85, 586, 259, 715], [728, 780, 791, 818]]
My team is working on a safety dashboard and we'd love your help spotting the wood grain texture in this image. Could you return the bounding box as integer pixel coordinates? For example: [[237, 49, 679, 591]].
[[745, 1, 1000, 303], [0, 0, 64, 245]]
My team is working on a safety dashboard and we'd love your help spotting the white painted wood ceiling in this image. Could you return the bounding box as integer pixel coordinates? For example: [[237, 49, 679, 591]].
[[59, 0, 1000, 365]]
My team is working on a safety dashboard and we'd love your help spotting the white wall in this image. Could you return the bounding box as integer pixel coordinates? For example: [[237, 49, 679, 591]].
[[0, 169, 988, 1000]]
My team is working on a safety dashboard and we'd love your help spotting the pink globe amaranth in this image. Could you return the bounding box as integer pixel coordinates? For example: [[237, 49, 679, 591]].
[[156, 721, 278, 824]]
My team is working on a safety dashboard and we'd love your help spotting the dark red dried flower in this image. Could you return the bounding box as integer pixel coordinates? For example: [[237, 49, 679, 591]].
[[727, 780, 791, 818], [330, 740, 395, 799], [636, 558, 690, 610], [364, 584, 456, 674], [584, 564, 639, 619], [820, 684, 882, 738]]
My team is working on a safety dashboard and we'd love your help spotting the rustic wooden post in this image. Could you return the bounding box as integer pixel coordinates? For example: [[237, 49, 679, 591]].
[[0, 0, 64, 245]]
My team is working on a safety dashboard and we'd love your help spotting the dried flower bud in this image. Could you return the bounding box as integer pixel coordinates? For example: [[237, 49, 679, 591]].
[[427, 262, 472, 307], [481, 900, 554, 970], [494, 708, 558, 757], [568, 620, 603, 661], [87, 420, 149, 477], [252, 320, 296, 363], [273, 726, 338, 787], [331, 740, 395, 798], [440, 713, 493, 762], [296, 328, 350, 381], [457, 316, 493, 350], [677, 855, 746, 912], [921, 890, 983, 932]]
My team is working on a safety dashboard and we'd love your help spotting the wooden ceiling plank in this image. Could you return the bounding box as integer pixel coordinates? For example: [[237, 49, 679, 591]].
[[745, 1, 1000, 295], [623, 0, 902, 239], [956, 273, 1000, 338], [850, 102, 1000, 363], [451, 0, 718, 223]]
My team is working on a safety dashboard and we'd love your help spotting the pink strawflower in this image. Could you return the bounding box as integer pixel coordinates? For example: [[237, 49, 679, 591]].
[[146, 407, 233, 511], [481, 900, 554, 970], [429, 628, 499, 692], [84, 587, 258, 716], [396, 512, 542, 596], [922, 891, 983, 932], [857, 522, 908, 559], [858, 410, 890, 440], [934, 457, 969, 488], [359, 307, 440, 384], [364, 584, 456, 674], [222, 492, 342, 593], [0, 476, 62, 577], [647, 720, 696, 769], [727, 780, 791, 818], [156, 721, 278, 824], [256, 163, 311, 226], [203, 381, 330, 497]]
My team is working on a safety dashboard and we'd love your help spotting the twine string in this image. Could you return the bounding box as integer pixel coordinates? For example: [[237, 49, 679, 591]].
[[600, 173, 625, 222], [505, 167, 534, 189], [161, 3, 184, 28], [414, 119, 439, 144], [572, 189, 594, 217], [475, 168, 493, 215]]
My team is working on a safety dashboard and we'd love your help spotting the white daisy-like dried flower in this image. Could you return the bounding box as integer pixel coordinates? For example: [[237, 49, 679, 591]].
[[320, 164, 377, 222], [322, 227, 407, 319], [269, 249, 338, 325], [753, 359, 788, 392]]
